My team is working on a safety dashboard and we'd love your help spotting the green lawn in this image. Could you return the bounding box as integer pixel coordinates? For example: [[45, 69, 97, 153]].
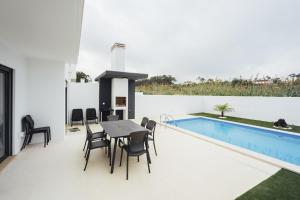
[[191, 112, 300, 134], [236, 169, 300, 200]]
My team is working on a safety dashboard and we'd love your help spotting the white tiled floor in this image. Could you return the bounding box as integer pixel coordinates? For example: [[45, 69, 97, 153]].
[[0, 121, 279, 200]]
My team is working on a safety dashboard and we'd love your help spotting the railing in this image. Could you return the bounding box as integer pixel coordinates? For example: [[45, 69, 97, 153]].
[[160, 113, 177, 127]]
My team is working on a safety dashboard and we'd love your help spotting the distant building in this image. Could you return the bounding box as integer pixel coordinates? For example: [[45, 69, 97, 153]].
[[254, 79, 272, 85], [182, 81, 196, 85], [65, 64, 77, 82]]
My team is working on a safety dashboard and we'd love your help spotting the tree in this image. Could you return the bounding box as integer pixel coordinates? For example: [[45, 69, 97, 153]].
[[214, 103, 233, 118], [76, 71, 91, 83], [136, 75, 177, 86], [231, 78, 242, 86], [196, 76, 205, 83]]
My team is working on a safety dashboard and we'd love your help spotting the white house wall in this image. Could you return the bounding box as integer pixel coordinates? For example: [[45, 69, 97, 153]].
[[0, 42, 28, 154], [27, 58, 65, 143], [0, 44, 73, 154]]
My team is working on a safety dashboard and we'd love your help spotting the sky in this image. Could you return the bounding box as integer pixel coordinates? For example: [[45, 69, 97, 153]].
[[77, 0, 300, 83]]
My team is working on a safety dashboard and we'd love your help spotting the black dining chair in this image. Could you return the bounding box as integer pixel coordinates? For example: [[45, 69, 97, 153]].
[[146, 120, 157, 156], [140, 117, 149, 127], [107, 115, 119, 121], [84, 125, 111, 171], [71, 109, 84, 126], [119, 131, 151, 180], [83, 124, 106, 153], [86, 108, 98, 124], [21, 115, 51, 150]]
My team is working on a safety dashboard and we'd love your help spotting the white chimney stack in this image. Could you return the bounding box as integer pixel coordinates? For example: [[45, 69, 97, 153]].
[[111, 43, 126, 71]]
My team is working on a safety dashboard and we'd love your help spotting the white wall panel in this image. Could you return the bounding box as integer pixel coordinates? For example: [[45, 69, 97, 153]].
[[67, 82, 99, 123], [136, 95, 300, 125]]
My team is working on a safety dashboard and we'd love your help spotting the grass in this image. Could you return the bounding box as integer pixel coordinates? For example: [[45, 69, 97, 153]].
[[136, 83, 300, 96], [191, 112, 300, 134], [236, 169, 300, 200]]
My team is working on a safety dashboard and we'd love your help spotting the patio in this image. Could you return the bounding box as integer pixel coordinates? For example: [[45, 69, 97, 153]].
[[0, 119, 279, 200]]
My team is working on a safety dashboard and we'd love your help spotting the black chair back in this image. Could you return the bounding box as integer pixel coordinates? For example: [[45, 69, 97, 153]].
[[86, 108, 97, 120], [22, 117, 30, 134], [140, 117, 149, 127], [86, 124, 93, 141], [107, 115, 119, 121], [128, 131, 148, 153], [72, 109, 83, 121], [146, 120, 156, 135], [25, 115, 34, 130]]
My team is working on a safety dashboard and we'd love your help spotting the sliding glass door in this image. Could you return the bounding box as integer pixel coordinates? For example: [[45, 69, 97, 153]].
[[0, 72, 5, 160], [0, 64, 12, 162]]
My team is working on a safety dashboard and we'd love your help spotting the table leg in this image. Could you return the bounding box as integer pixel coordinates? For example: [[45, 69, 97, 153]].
[[110, 138, 118, 174]]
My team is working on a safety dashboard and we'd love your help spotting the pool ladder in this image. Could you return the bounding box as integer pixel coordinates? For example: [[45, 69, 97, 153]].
[[160, 113, 177, 127]]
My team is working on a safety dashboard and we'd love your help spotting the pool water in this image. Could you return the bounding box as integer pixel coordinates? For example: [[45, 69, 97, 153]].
[[166, 117, 300, 166]]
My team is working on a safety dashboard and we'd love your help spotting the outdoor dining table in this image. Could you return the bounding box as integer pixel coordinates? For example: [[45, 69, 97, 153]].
[[99, 120, 149, 174]]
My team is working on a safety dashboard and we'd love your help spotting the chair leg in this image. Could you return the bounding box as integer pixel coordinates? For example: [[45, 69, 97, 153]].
[[146, 152, 151, 173], [48, 128, 51, 140], [137, 156, 139, 162], [44, 132, 47, 147], [146, 141, 152, 164], [153, 140, 157, 156], [47, 133, 49, 145], [84, 150, 90, 171], [21, 135, 28, 150], [71, 121, 73, 127], [126, 153, 129, 180], [119, 148, 123, 166], [83, 139, 87, 151], [84, 147, 88, 158], [82, 120, 84, 125], [27, 134, 33, 144]]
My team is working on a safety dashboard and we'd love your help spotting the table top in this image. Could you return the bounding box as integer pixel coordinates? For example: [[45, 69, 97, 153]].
[[99, 120, 148, 138]]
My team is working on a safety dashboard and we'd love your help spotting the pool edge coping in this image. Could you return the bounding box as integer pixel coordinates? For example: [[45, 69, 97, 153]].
[[160, 115, 300, 174], [177, 115, 300, 137]]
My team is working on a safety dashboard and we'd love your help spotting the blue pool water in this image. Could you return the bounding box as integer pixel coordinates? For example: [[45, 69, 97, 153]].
[[166, 117, 300, 166]]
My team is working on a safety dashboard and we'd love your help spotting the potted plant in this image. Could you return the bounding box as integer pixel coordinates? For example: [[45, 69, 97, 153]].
[[214, 103, 233, 118]]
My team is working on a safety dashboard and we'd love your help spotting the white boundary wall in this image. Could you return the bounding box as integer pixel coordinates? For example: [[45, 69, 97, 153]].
[[135, 95, 300, 125], [67, 82, 99, 124]]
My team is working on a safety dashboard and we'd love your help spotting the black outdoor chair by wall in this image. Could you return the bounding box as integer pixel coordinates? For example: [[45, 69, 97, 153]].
[[71, 109, 84, 126], [86, 108, 98, 124], [84, 125, 111, 171], [146, 120, 157, 156], [119, 131, 151, 180], [21, 115, 51, 150], [107, 115, 119, 121], [140, 117, 149, 127]]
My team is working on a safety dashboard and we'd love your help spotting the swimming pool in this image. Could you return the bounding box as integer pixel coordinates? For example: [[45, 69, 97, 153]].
[[166, 117, 300, 167]]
